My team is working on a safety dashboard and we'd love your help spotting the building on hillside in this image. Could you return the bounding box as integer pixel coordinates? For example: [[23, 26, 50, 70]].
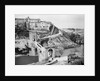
[[15, 17, 52, 30], [40, 21, 51, 30], [26, 17, 41, 30]]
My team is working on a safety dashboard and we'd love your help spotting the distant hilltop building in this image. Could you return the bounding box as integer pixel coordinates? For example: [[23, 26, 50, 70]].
[[15, 17, 52, 30]]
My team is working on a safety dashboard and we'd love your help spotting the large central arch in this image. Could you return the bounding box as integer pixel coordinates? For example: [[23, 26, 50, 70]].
[[47, 48, 55, 58]]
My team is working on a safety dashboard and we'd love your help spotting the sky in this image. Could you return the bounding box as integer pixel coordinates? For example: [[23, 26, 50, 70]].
[[15, 14, 84, 29]]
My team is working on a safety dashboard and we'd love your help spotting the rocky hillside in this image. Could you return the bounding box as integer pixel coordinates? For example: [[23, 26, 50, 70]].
[[15, 20, 84, 51]]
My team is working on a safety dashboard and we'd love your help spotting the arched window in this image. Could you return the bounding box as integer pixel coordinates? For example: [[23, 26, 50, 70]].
[[48, 49, 53, 57]]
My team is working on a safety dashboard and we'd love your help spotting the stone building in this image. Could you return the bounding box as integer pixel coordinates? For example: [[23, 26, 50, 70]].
[[15, 17, 52, 30]]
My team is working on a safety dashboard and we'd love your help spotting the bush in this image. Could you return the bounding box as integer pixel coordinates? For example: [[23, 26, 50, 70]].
[[71, 58, 84, 65], [68, 54, 84, 65]]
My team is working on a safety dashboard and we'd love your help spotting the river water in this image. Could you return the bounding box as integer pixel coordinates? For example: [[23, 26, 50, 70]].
[[15, 56, 38, 65]]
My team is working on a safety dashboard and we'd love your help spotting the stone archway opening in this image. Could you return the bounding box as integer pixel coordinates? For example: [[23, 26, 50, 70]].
[[48, 49, 53, 57], [48, 48, 55, 59]]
